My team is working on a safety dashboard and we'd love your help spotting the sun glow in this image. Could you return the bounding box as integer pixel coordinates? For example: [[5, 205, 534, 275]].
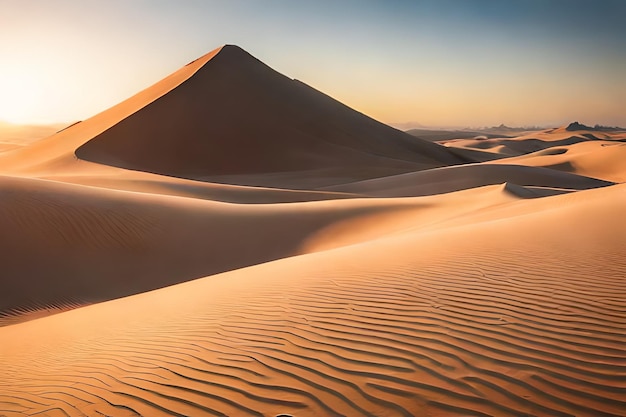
[[0, 67, 48, 124]]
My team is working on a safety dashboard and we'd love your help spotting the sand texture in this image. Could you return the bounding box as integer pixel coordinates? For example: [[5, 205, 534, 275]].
[[1, 45, 625, 417]]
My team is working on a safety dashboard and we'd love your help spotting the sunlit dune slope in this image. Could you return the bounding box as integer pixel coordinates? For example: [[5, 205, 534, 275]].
[[323, 163, 612, 197], [489, 140, 626, 183], [43, 167, 361, 204], [414, 125, 626, 182], [0, 47, 224, 174], [1, 183, 624, 417]]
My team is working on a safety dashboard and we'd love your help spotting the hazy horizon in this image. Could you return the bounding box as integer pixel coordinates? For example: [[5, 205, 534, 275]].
[[1, 0, 624, 127], [3, 117, 620, 134]]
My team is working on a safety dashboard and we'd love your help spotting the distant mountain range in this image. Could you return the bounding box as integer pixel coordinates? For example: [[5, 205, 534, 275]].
[[565, 121, 625, 132]]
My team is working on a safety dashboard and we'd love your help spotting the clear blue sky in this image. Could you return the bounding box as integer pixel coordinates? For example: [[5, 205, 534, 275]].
[[0, 0, 624, 127]]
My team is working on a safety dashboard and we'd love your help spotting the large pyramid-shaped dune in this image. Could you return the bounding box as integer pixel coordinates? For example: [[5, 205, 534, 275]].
[[1, 45, 462, 186], [75, 45, 462, 181]]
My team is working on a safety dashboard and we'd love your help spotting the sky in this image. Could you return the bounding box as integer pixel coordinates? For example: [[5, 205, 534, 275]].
[[0, 0, 624, 128]]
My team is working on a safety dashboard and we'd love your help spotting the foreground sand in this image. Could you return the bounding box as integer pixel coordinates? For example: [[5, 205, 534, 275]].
[[1, 183, 624, 416], [0, 45, 625, 416]]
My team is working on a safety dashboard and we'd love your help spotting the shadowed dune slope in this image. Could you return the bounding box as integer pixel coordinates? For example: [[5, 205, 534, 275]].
[[0, 48, 224, 174], [73, 45, 461, 182], [0, 174, 436, 320], [44, 169, 361, 204], [0, 184, 624, 417], [0, 172, 554, 323]]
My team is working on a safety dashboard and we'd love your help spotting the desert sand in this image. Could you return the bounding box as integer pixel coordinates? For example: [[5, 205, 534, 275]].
[[0, 45, 624, 417]]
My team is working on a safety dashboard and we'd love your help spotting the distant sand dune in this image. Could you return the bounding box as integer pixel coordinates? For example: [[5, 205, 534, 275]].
[[441, 127, 626, 164], [324, 163, 612, 197], [489, 140, 626, 182], [0, 120, 66, 146]]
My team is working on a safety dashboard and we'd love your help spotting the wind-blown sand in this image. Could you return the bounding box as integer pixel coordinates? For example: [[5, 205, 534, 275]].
[[0, 45, 624, 416]]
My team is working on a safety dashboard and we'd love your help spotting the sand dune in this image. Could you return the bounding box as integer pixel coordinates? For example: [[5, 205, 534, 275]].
[[441, 125, 626, 157], [489, 140, 626, 182], [0, 174, 436, 322], [0, 46, 461, 188], [0, 171, 562, 322], [0, 45, 624, 417], [0, 120, 67, 145], [0, 142, 22, 153], [0, 121, 69, 154], [44, 169, 359, 204], [1, 183, 624, 417], [323, 163, 612, 197], [73, 45, 460, 184], [0, 48, 225, 174]]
